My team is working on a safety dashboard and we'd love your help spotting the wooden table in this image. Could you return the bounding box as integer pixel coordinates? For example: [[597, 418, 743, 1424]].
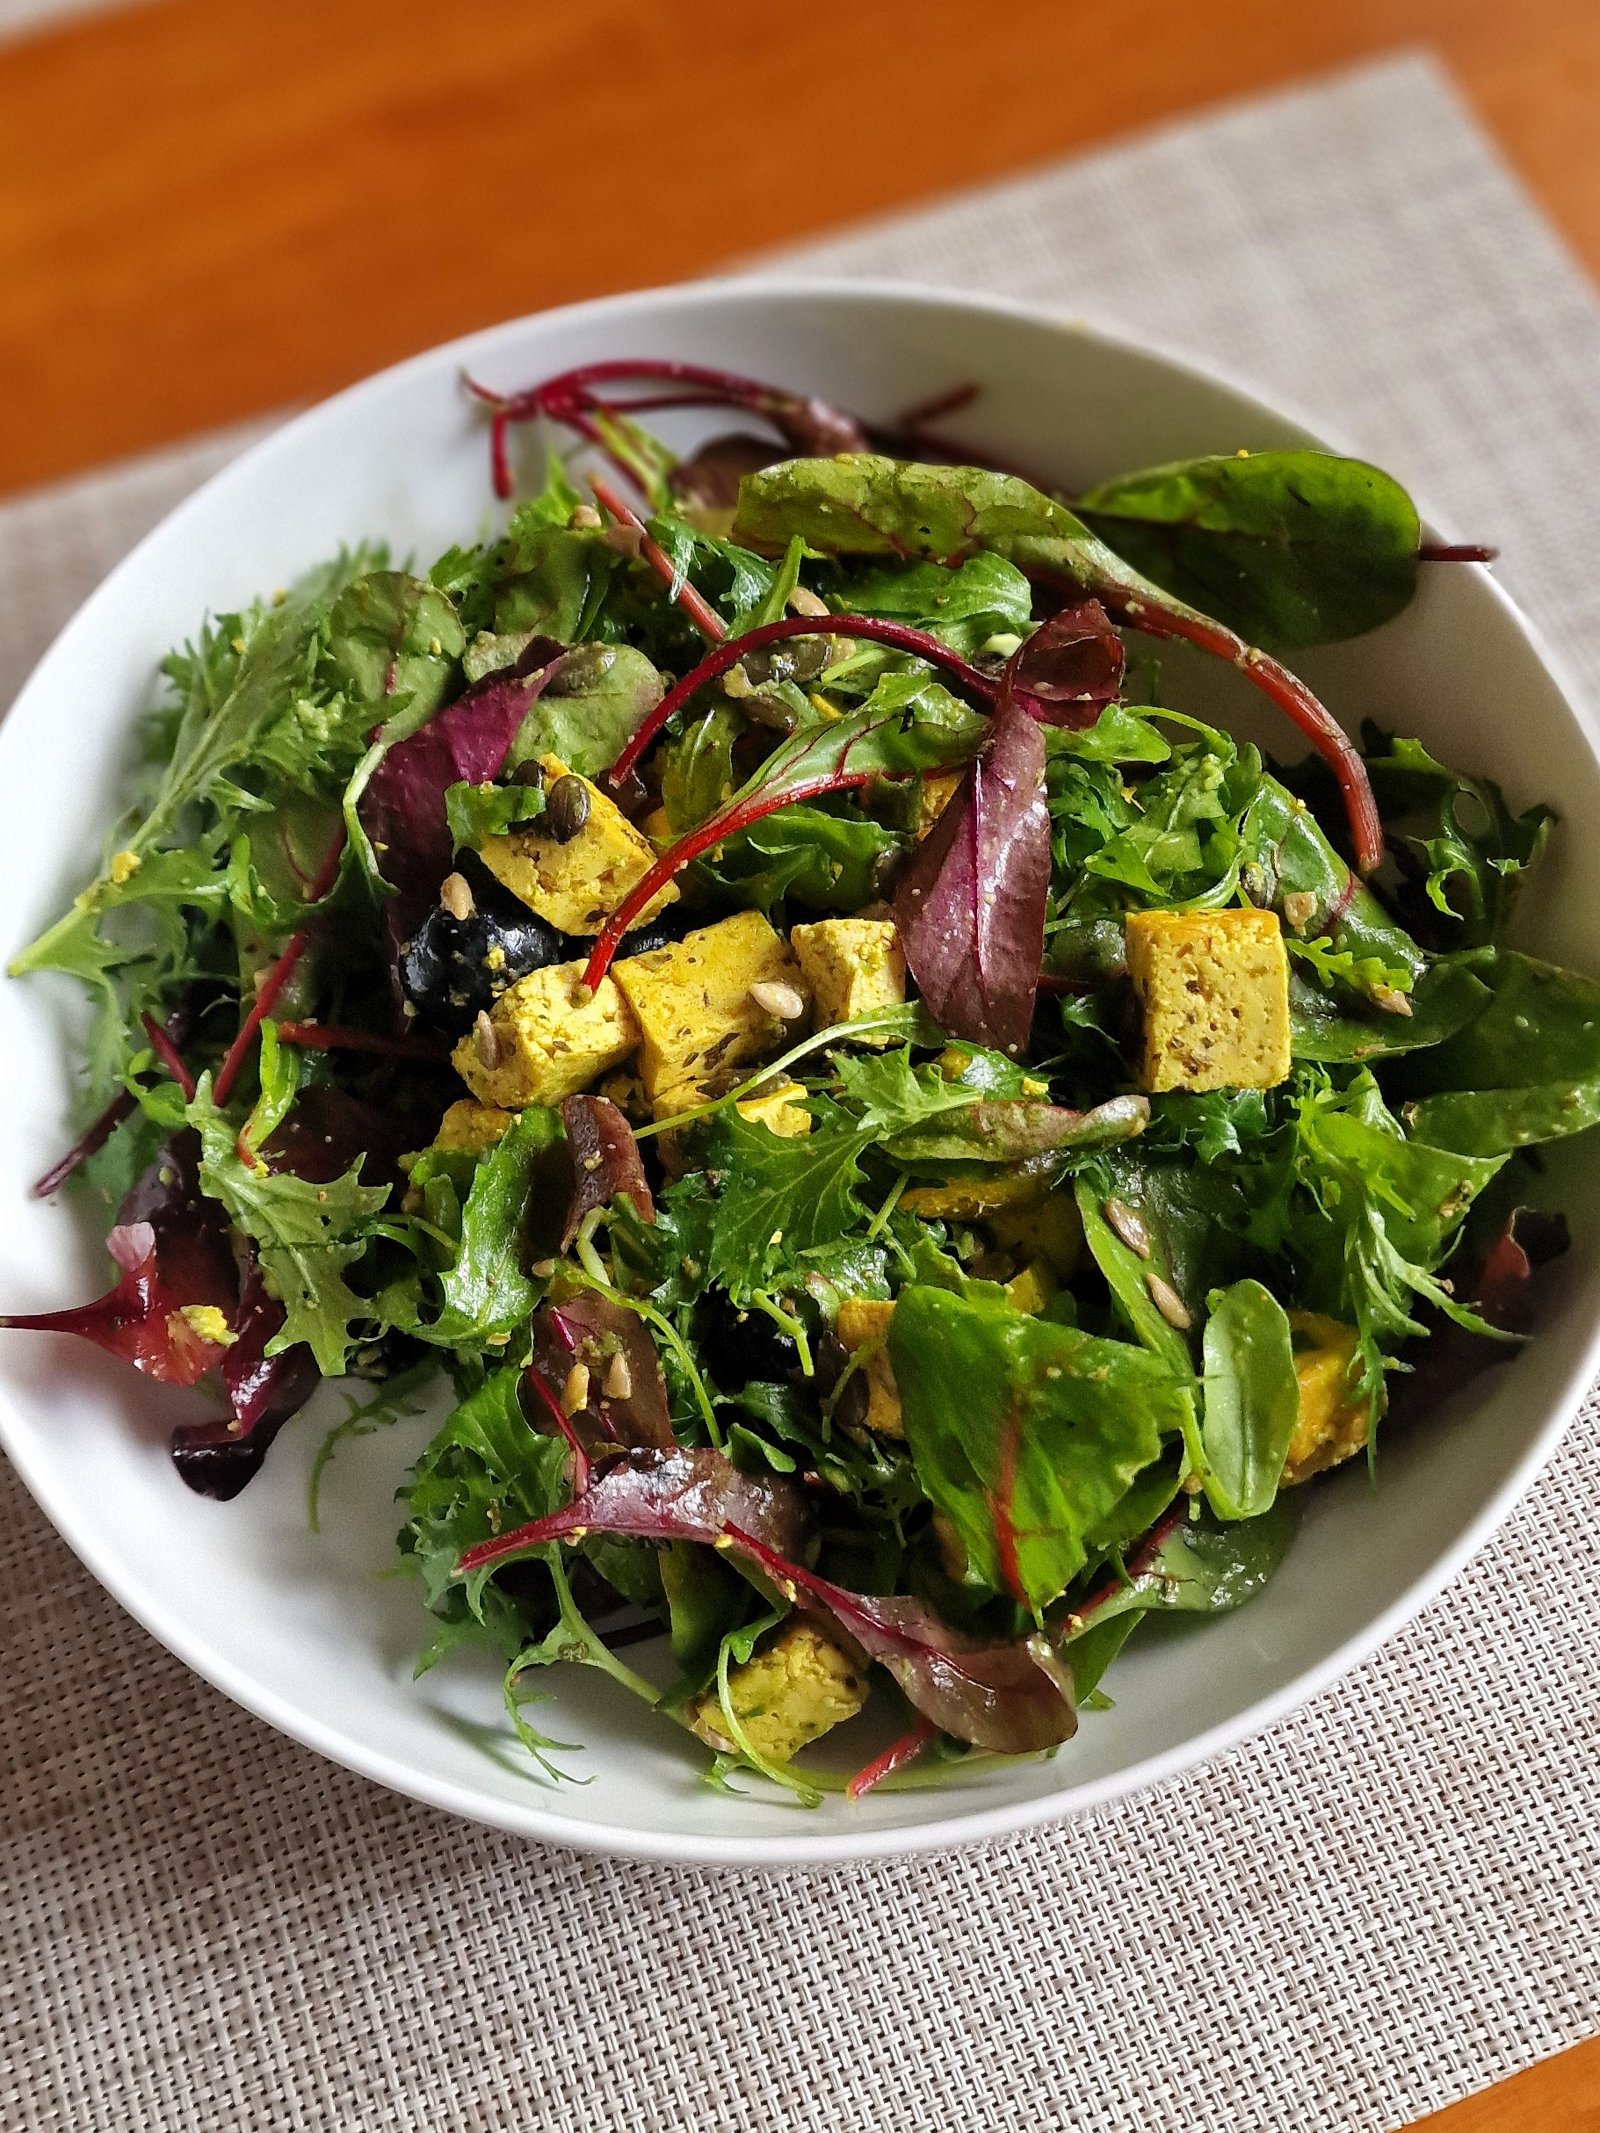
[[2, 2, 1599, 2121]]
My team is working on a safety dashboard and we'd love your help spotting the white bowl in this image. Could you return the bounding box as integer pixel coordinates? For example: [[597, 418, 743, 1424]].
[[4, 279, 1599, 1868]]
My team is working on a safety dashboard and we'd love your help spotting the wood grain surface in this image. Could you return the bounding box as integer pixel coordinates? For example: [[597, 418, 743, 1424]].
[[2, 1, 1599, 2121], [2, 0, 1600, 495]]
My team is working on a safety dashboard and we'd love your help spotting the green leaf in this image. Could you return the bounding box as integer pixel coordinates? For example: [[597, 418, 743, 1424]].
[[191, 1084, 391, 1375], [1198, 1279, 1300, 1519], [504, 643, 665, 780], [399, 1367, 569, 1646], [1290, 957, 1490, 1064], [1062, 1497, 1301, 1639], [1364, 730, 1552, 947], [698, 1106, 873, 1301], [890, 1284, 1186, 1612], [832, 551, 1033, 656], [493, 522, 618, 645], [1396, 951, 1600, 1154], [443, 778, 547, 852], [689, 805, 902, 914], [1075, 451, 1421, 651], [409, 1108, 566, 1346]]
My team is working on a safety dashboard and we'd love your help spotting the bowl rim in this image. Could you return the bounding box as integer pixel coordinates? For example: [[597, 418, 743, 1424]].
[[4, 271, 1598, 1869]]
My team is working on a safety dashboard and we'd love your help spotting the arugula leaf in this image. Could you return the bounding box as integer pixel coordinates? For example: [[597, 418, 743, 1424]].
[[1364, 730, 1552, 946], [1075, 451, 1421, 651], [409, 1108, 565, 1347], [698, 1105, 872, 1300], [1198, 1279, 1300, 1518], [890, 1284, 1186, 1612]]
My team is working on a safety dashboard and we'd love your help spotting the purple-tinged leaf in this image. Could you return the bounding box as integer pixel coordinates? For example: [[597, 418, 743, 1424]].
[[535, 1298, 674, 1454], [559, 1095, 653, 1250], [0, 1220, 229, 1385], [725, 1527, 1077, 1754], [894, 682, 1050, 1055], [457, 1446, 808, 1572], [454, 1447, 1075, 1752], [1390, 1207, 1568, 1425], [1010, 599, 1124, 726], [359, 636, 565, 932], [884, 1093, 1149, 1165]]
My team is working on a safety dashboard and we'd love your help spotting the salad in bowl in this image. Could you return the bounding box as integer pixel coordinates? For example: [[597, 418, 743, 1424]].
[[3, 345, 1588, 1809]]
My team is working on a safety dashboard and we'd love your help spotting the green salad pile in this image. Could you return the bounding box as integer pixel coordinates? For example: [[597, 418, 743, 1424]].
[[5, 357, 1591, 1801]]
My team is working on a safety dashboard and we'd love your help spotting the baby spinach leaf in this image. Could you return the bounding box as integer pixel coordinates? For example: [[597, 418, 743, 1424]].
[[1062, 1496, 1301, 1639], [1198, 1279, 1300, 1519], [503, 642, 665, 780], [1394, 950, 1600, 1154], [1076, 452, 1420, 651], [890, 1284, 1185, 1613], [1290, 957, 1489, 1064], [833, 552, 1033, 656]]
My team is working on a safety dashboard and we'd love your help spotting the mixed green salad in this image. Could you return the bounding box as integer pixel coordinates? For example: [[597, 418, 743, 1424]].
[[5, 357, 1592, 1801]]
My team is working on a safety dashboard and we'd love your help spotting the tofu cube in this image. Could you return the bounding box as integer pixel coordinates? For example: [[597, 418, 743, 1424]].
[[1283, 1312, 1369, 1485], [917, 770, 963, 840], [735, 1079, 813, 1139], [479, 754, 677, 936], [789, 918, 905, 1045], [451, 958, 639, 1108], [836, 1296, 902, 1437], [612, 909, 808, 1118], [1125, 907, 1291, 1093], [432, 1099, 514, 1154], [688, 1620, 867, 1762]]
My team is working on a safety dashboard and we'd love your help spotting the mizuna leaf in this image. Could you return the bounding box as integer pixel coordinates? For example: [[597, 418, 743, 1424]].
[[893, 683, 1051, 1056]]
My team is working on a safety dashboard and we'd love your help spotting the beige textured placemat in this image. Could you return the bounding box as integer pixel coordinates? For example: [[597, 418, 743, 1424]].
[[5, 53, 1600, 2133]]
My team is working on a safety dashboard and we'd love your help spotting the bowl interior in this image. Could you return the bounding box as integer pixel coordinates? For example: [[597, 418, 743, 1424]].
[[3, 280, 1599, 1866]]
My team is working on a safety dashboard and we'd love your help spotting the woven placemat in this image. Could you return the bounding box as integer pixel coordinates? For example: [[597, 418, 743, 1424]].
[[5, 54, 1600, 2133]]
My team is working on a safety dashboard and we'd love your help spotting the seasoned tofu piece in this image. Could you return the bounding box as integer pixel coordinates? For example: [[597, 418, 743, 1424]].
[[1283, 1313, 1369, 1485], [479, 754, 678, 935], [735, 1079, 813, 1138], [836, 1296, 902, 1436], [1004, 1260, 1057, 1316], [790, 918, 905, 1044], [1125, 906, 1292, 1093], [917, 769, 963, 840], [900, 1170, 1052, 1221], [451, 959, 638, 1107], [432, 1099, 515, 1154], [986, 1190, 1082, 1277], [688, 1620, 867, 1761], [612, 909, 808, 1118]]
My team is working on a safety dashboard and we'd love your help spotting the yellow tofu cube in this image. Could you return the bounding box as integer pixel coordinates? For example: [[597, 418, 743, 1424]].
[[689, 1620, 867, 1762], [986, 1190, 1082, 1277], [478, 755, 677, 935], [836, 1296, 902, 1436], [901, 1170, 1051, 1221], [1125, 907, 1292, 1093], [1283, 1313, 1369, 1485], [789, 918, 905, 1045], [735, 1079, 813, 1138], [451, 959, 639, 1107], [1004, 1260, 1057, 1316], [432, 1099, 514, 1154], [917, 770, 963, 840], [611, 909, 808, 1118]]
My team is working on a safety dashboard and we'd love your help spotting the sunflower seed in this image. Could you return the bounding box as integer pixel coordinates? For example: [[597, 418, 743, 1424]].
[[439, 871, 474, 921], [1104, 1196, 1152, 1259], [1144, 1270, 1192, 1330], [748, 980, 806, 1022]]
